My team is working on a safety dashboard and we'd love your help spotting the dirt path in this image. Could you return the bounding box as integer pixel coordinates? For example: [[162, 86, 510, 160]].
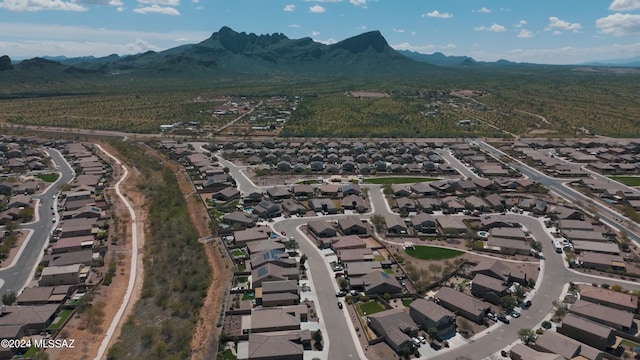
[[49, 142, 146, 360]]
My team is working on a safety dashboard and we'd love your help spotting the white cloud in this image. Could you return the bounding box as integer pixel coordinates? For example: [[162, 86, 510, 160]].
[[311, 31, 320, 36], [309, 5, 325, 13], [0, 22, 211, 58], [288, 24, 301, 28], [134, 4, 179, 15], [116, 6, 122, 11], [359, 25, 367, 30], [440, 43, 456, 49], [137, 0, 179, 5], [477, 41, 640, 64], [0, 0, 88, 12], [315, 38, 336, 45], [393, 28, 404, 33], [392, 42, 435, 53], [609, 0, 640, 11], [422, 10, 452, 19], [284, 4, 294, 11], [76, 0, 122, 5], [517, 29, 534, 38], [473, 7, 491, 13], [350, 0, 366, 6], [514, 20, 527, 28], [596, 13, 640, 36], [546, 16, 581, 33], [475, 23, 506, 32]]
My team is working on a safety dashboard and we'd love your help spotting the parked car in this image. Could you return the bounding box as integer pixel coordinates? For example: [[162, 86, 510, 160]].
[[335, 291, 346, 297], [430, 342, 441, 350], [487, 312, 498, 321], [337, 302, 343, 309], [497, 314, 510, 324], [511, 310, 521, 318], [417, 335, 426, 344], [411, 338, 421, 347]]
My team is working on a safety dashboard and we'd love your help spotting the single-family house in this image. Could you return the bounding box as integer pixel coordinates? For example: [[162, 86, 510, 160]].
[[533, 331, 603, 360], [338, 216, 367, 235], [409, 298, 456, 336], [251, 264, 300, 288], [384, 214, 408, 236], [569, 299, 634, 331], [367, 309, 418, 353], [578, 284, 638, 313], [435, 287, 490, 324], [307, 220, 337, 238], [470, 273, 508, 305], [410, 213, 436, 234], [557, 313, 617, 351]]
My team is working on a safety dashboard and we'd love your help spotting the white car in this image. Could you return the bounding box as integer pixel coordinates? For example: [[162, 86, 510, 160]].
[[417, 335, 426, 344]]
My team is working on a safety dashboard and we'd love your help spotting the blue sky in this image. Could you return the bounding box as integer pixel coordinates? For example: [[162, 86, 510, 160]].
[[1, 0, 640, 64]]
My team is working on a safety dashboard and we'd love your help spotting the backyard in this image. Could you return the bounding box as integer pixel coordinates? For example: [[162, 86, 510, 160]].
[[356, 300, 386, 316]]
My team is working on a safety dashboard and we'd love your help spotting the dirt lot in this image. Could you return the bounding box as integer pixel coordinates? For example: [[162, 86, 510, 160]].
[[50, 142, 146, 360], [0, 230, 28, 269]]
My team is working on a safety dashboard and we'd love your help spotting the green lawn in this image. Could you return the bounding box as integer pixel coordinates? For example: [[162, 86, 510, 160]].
[[242, 292, 255, 300], [48, 309, 73, 330], [364, 177, 440, 185], [402, 298, 415, 307], [383, 268, 395, 274], [237, 276, 248, 284], [405, 246, 464, 260], [621, 339, 639, 348], [357, 301, 386, 316], [35, 173, 59, 182], [373, 255, 385, 262], [231, 249, 247, 257], [610, 176, 640, 187], [218, 349, 237, 360]]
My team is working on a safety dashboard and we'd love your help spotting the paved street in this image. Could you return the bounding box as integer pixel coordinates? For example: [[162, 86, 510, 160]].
[[0, 148, 75, 295], [217, 146, 640, 360]]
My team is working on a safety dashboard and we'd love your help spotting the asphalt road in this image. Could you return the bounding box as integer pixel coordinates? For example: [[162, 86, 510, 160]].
[[217, 145, 640, 360], [0, 148, 74, 295], [474, 140, 640, 244]]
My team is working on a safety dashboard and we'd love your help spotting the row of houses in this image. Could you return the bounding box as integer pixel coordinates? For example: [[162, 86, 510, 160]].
[[513, 139, 640, 175], [512, 284, 640, 359], [451, 143, 516, 177], [0, 141, 115, 359]]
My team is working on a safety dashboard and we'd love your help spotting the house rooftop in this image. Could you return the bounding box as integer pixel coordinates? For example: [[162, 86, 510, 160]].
[[410, 298, 455, 323]]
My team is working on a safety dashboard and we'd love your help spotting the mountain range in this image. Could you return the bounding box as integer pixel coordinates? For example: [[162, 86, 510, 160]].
[[1, 26, 638, 82]]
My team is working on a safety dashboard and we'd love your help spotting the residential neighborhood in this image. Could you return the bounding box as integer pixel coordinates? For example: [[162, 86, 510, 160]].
[[149, 136, 640, 360]]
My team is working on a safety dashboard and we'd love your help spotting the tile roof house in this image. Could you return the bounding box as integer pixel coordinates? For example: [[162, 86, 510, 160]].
[[470, 273, 508, 305], [250, 249, 297, 269], [384, 214, 408, 235], [578, 284, 638, 313], [307, 220, 337, 238], [435, 287, 490, 324], [367, 309, 418, 353], [253, 200, 282, 219], [40, 264, 84, 286], [410, 212, 437, 234], [509, 343, 563, 360], [409, 298, 456, 336], [557, 313, 617, 351], [281, 199, 307, 216], [243, 332, 305, 360], [331, 235, 367, 251], [533, 331, 603, 360], [471, 259, 527, 285], [359, 271, 403, 295], [251, 264, 300, 288], [247, 308, 301, 334], [223, 211, 259, 228], [569, 299, 634, 331], [579, 252, 626, 272], [337, 248, 374, 263], [338, 216, 368, 235], [341, 194, 367, 213]]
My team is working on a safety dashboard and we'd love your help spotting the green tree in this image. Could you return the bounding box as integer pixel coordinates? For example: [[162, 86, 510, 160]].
[[500, 295, 516, 311], [518, 328, 535, 343], [2, 291, 17, 305], [541, 321, 552, 330], [428, 327, 439, 341], [371, 214, 385, 232], [313, 330, 323, 350]]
